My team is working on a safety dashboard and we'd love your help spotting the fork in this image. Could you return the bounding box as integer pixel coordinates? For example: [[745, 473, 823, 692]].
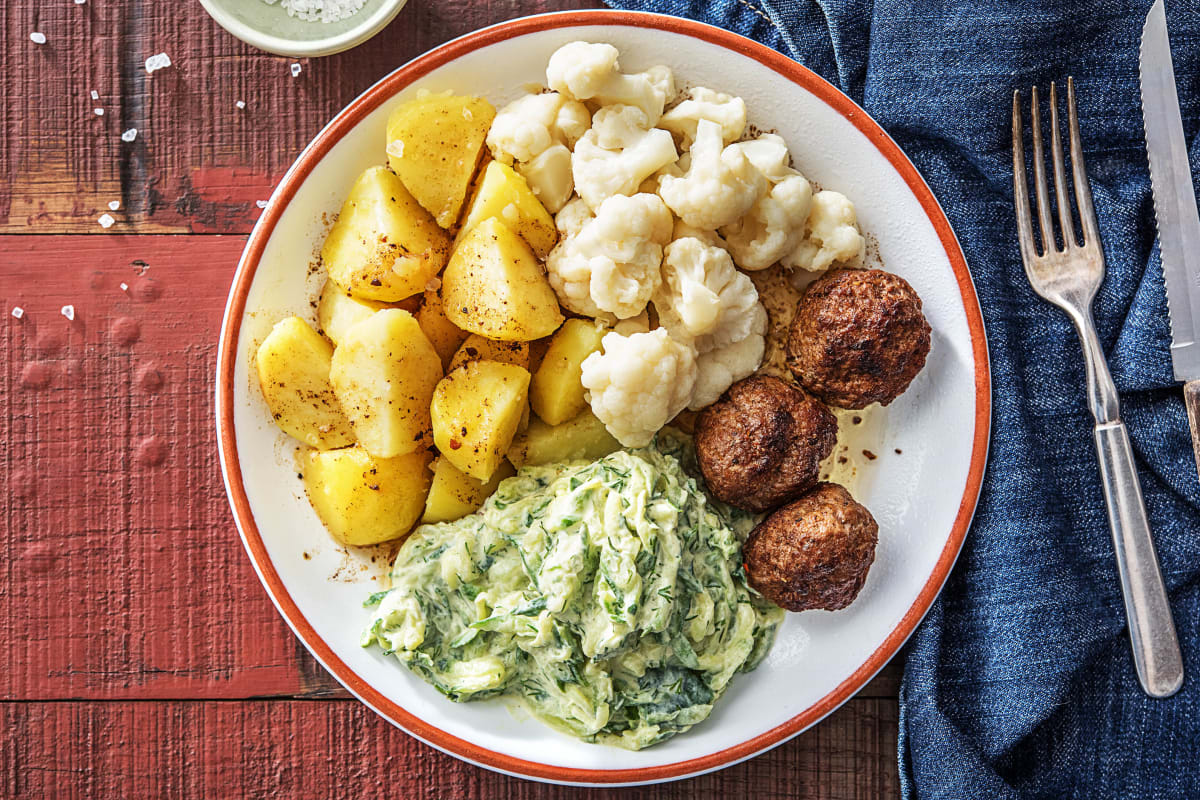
[[1012, 78, 1183, 698]]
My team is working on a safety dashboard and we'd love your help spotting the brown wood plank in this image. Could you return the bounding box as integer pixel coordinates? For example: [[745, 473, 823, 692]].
[[0, 233, 901, 703], [0, 698, 898, 798], [1, 0, 602, 235]]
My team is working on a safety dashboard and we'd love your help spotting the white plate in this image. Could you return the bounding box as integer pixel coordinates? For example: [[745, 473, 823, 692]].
[[216, 10, 990, 786]]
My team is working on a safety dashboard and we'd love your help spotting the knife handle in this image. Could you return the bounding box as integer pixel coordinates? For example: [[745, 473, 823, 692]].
[[1185, 380, 1200, 479]]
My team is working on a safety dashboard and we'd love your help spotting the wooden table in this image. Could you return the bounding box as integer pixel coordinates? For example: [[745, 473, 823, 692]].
[[0, 2, 901, 796]]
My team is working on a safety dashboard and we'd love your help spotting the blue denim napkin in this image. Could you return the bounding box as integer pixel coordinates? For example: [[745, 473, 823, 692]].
[[603, 0, 1200, 795]]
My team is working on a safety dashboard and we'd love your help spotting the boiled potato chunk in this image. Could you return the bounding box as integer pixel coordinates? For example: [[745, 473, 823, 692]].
[[316, 282, 419, 346], [431, 360, 531, 481], [457, 161, 557, 259], [256, 316, 354, 450], [530, 318, 607, 425], [443, 218, 564, 342], [422, 456, 515, 524], [329, 309, 442, 458], [416, 287, 470, 370], [321, 166, 451, 302], [387, 93, 496, 228], [448, 334, 530, 372], [303, 445, 432, 546], [508, 409, 621, 468]]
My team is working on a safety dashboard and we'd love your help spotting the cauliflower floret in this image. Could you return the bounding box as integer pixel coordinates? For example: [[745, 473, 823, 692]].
[[720, 134, 813, 270], [658, 119, 766, 230], [660, 87, 747, 150], [721, 174, 813, 271], [554, 196, 594, 238], [546, 42, 620, 100], [520, 143, 574, 213], [589, 104, 653, 149], [784, 190, 865, 273], [572, 105, 677, 210], [545, 193, 673, 319], [486, 91, 590, 164], [546, 42, 675, 123], [729, 133, 793, 181], [581, 329, 697, 447], [689, 305, 767, 409], [653, 237, 761, 353], [651, 236, 767, 408]]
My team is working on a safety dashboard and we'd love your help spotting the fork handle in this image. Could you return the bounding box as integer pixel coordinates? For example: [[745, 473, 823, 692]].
[[1183, 380, 1200, 479], [1094, 420, 1184, 697]]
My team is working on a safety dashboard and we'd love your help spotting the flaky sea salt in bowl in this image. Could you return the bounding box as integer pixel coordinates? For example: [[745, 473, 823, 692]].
[[200, 0, 407, 57]]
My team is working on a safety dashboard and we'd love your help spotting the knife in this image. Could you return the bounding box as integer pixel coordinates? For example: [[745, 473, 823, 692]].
[[1141, 0, 1200, 478]]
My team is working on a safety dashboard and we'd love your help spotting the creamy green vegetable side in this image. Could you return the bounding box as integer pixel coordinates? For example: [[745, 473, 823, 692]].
[[361, 431, 783, 749]]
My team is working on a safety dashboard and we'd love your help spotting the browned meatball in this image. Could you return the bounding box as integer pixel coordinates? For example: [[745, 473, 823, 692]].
[[787, 268, 931, 409], [744, 483, 878, 612], [695, 375, 837, 513]]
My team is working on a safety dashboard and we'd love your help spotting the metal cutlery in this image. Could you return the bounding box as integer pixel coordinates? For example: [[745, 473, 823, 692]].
[[1012, 78, 1183, 698]]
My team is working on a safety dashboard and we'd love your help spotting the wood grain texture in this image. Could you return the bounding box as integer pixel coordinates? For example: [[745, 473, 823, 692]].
[[1, 0, 602, 234], [0, 699, 899, 799], [0, 235, 336, 700]]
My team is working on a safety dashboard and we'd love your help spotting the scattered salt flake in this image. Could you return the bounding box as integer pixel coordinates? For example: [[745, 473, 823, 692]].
[[61, 305, 75, 321], [121, 128, 138, 142], [90, 89, 99, 100], [145, 53, 172, 73], [255, 200, 269, 209], [462, 107, 473, 121], [93, 107, 105, 116], [108, 200, 120, 211], [30, 32, 46, 45], [235, 100, 246, 110], [386, 140, 405, 159], [11, 307, 25, 319], [98, 213, 115, 229], [119, 282, 129, 292], [290, 63, 302, 77]]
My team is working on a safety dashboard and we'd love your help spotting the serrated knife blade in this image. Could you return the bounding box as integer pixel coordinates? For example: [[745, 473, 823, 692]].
[[1141, 0, 1200, 382]]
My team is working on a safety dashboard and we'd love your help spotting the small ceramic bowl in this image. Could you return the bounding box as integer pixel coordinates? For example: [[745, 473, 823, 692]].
[[200, 0, 408, 58]]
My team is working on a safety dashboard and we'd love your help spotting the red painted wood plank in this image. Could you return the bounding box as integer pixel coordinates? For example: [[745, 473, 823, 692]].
[[0, 235, 343, 699], [0, 698, 899, 798], [0, 0, 602, 234]]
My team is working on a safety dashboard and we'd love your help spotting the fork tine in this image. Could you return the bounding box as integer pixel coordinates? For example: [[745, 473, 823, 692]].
[[1029, 85, 1057, 252], [1012, 90, 1040, 263], [1049, 82, 1077, 248], [1066, 77, 1101, 246]]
